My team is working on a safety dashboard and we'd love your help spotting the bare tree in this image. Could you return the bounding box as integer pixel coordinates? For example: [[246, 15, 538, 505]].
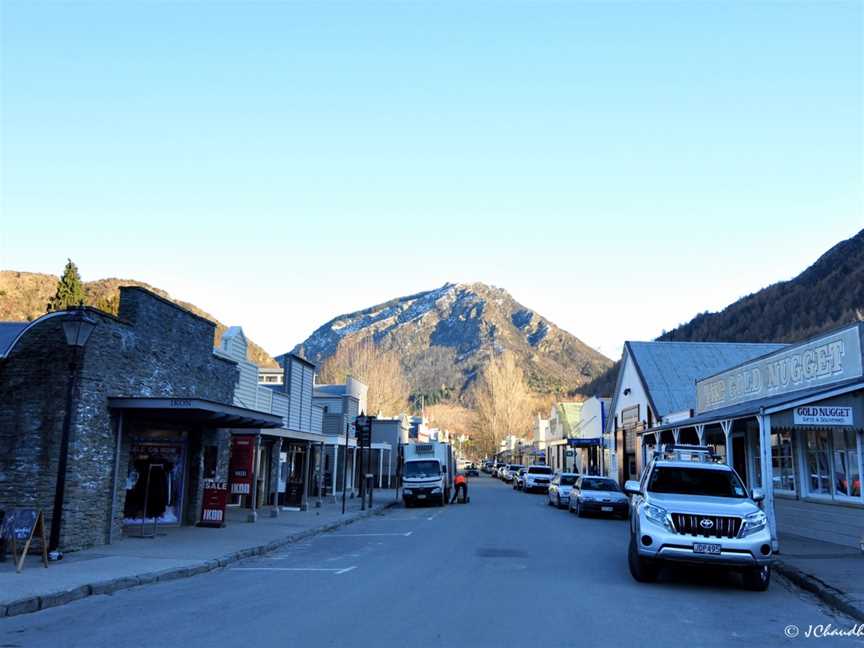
[[319, 337, 410, 416], [470, 351, 533, 456]]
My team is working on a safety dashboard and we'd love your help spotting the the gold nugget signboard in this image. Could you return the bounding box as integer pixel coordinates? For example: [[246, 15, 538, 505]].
[[696, 324, 863, 413]]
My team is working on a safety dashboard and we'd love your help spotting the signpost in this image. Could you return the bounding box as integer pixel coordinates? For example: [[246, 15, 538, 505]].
[[355, 414, 376, 510], [1, 508, 49, 573]]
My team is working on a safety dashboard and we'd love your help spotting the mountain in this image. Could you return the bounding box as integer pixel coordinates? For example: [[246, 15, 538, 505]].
[[578, 228, 864, 397], [658, 228, 864, 343], [293, 282, 613, 402], [0, 271, 278, 368]]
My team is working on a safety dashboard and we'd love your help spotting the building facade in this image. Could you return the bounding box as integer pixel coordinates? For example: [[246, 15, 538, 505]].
[[643, 323, 864, 549], [0, 288, 280, 551]]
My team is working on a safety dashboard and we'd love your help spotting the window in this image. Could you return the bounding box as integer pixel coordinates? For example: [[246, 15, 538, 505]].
[[832, 429, 860, 498], [771, 430, 796, 492], [805, 430, 832, 496], [648, 467, 747, 498]]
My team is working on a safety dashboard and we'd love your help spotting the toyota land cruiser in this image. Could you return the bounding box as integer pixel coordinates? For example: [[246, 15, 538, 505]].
[[624, 445, 773, 591]]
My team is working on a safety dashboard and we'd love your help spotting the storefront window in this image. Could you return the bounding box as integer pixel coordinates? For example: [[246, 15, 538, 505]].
[[805, 430, 832, 496], [771, 430, 796, 492], [832, 429, 860, 498]]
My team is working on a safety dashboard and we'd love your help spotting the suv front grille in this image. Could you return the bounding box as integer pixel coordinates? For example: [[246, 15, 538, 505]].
[[671, 513, 742, 538]]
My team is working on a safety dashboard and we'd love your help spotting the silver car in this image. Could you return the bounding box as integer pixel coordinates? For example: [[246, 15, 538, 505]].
[[624, 445, 773, 591], [547, 472, 578, 508], [570, 476, 629, 518]]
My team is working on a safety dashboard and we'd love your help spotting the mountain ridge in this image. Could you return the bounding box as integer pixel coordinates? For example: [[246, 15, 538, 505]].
[[0, 270, 279, 368], [293, 281, 613, 403]]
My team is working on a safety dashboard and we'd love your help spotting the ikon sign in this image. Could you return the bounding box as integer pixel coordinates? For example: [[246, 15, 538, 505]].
[[793, 406, 853, 427]]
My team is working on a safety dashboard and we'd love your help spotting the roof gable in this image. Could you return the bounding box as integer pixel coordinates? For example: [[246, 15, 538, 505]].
[[627, 341, 787, 417]]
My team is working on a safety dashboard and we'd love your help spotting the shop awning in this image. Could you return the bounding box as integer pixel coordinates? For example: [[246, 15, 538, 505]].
[[108, 397, 284, 429]]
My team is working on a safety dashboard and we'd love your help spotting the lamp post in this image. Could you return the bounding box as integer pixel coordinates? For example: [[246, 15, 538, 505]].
[[49, 307, 97, 555]]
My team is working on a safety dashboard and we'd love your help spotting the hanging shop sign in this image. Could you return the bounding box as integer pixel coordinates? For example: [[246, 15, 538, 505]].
[[198, 480, 228, 527], [229, 435, 256, 495], [794, 405, 854, 427]]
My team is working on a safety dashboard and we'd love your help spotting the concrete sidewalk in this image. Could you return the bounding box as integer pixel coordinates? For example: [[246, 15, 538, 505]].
[[775, 533, 864, 622], [0, 490, 399, 619]]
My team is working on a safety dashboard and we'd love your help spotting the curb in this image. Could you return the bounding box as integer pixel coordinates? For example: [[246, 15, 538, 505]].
[[774, 559, 864, 623], [0, 500, 397, 620]]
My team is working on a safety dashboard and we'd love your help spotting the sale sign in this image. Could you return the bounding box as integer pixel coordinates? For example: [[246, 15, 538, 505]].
[[199, 480, 228, 527]]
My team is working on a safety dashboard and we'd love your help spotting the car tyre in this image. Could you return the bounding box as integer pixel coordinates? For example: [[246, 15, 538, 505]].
[[575, 499, 584, 517], [741, 565, 771, 592], [628, 534, 659, 583]]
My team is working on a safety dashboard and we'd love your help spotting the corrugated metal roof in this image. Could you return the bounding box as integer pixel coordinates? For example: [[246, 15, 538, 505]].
[[557, 402, 583, 435], [628, 341, 787, 417], [0, 322, 29, 357]]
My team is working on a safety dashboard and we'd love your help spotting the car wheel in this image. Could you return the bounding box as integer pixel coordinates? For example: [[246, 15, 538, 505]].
[[628, 533, 659, 583], [741, 565, 771, 592], [575, 499, 583, 517]]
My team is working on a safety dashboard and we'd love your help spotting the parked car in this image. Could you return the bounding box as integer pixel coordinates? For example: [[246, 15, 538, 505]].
[[465, 463, 480, 477], [501, 464, 524, 483], [570, 476, 629, 518], [492, 462, 506, 478], [482, 461, 494, 474], [624, 444, 773, 591], [522, 465, 554, 493], [513, 468, 527, 490], [547, 472, 578, 508]]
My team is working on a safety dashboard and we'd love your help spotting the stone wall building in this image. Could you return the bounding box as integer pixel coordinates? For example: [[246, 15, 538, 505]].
[[0, 287, 279, 551]]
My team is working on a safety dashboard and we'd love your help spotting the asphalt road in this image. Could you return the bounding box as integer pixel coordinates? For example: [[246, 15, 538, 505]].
[[2, 476, 860, 648]]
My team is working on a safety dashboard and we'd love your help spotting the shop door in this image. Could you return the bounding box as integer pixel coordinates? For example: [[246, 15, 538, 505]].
[[284, 445, 306, 508], [733, 435, 748, 487]]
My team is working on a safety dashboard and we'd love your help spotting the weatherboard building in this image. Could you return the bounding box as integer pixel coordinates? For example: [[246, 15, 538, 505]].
[[609, 323, 864, 550]]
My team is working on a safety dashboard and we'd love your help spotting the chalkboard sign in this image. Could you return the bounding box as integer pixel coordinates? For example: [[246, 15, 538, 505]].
[[1, 508, 48, 573], [1, 508, 38, 542]]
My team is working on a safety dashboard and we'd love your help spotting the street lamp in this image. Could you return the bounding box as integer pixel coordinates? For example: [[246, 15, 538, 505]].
[[50, 307, 97, 555]]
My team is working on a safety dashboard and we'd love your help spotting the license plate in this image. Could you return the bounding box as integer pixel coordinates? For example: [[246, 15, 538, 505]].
[[694, 543, 721, 554], [601, 506, 613, 512], [417, 495, 426, 500]]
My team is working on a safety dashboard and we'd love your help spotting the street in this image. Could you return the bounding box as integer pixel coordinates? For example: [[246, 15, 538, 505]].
[[1, 476, 859, 648]]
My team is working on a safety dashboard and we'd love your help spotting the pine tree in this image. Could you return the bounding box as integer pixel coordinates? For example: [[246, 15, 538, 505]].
[[47, 259, 86, 312]]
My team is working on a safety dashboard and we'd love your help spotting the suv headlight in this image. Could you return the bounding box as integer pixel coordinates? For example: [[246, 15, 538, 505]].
[[643, 503, 670, 529], [431, 487, 442, 494], [742, 510, 767, 536], [403, 489, 413, 495]]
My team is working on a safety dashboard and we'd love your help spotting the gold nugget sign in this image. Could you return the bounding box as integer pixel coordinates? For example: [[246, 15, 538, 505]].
[[1, 508, 49, 573]]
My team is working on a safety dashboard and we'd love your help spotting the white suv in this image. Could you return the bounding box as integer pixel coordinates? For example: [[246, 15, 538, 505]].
[[624, 445, 773, 591]]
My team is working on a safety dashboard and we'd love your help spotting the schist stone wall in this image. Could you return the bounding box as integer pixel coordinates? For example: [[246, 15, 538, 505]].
[[0, 287, 238, 551]]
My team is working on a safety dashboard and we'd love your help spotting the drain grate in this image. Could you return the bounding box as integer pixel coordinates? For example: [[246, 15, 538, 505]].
[[476, 547, 528, 558]]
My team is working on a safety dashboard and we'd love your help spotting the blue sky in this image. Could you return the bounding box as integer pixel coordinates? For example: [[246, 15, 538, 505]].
[[1, 1, 861, 359]]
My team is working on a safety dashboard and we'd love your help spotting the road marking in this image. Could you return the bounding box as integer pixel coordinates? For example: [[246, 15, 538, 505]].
[[323, 532, 413, 537], [231, 567, 357, 574]]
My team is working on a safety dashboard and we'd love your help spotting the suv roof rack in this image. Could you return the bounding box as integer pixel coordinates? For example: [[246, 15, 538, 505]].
[[654, 444, 722, 463]]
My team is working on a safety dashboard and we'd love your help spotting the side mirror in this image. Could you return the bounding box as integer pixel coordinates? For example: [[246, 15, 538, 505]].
[[751, 488, 765, 503], [623, 480, 641, 496]]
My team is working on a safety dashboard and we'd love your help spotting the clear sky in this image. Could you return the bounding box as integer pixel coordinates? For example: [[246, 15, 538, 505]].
[[1, 1, 861, 359]]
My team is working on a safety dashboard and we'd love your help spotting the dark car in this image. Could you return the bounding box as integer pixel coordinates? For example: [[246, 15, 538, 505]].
[[465, 463, 480, 477], [569, 476, 629, 518]]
